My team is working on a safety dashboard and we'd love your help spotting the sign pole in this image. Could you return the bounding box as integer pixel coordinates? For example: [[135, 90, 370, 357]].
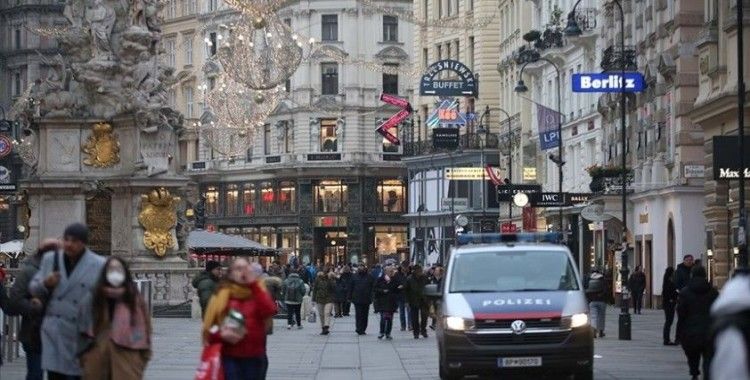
[[737, 0, 747, 269]]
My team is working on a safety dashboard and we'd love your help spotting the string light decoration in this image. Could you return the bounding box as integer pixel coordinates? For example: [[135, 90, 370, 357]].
[[200, 125, 255, 158], [356, 0, 497, 29], [313, 44, 424, 79], [222, 0, 289, 18], [216, 14, 303, 90], [205, 76, 285, 129]]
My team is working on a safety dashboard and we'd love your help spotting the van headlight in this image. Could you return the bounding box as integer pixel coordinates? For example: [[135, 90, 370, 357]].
[[445, 316, 470, 331], [570, 313, 589, 328]]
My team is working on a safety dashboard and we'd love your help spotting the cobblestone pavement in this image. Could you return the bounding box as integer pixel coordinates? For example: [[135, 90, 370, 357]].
[[2, 307, 688, 379]]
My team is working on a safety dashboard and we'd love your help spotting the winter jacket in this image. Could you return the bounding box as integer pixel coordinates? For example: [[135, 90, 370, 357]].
[[264, 275, 283, 301], [661, 275, 678, 308], [628, 271, 646, 294], [373, 276, 399, 313], [282, 273, 306, 304], [312, 275, 335, 304], [585, 272, 608, 303], [677, 277, 718, 343], [673, 263, 691, 292], [0, 281, 9, 365], [208, 282, 277, 358], [392, 270, 407, 301], [334, 276, 349, 303], [6, 255, 43, 352], [349, 272, 375, 305], [192, 271, 219, 314], [710, 275, 750, 380], [405, 273, 429, 306]]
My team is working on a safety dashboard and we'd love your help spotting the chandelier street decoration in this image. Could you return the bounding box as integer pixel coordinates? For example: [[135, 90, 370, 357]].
[[217, 14, 302, 90], [205, 76, 284, 130], [356, 0, 496, 29], [222, 0, 289, 18], [201, 125, 255, 158]]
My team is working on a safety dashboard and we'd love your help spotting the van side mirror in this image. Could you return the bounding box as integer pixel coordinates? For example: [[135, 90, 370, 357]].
[[424, 283, 442, 299]]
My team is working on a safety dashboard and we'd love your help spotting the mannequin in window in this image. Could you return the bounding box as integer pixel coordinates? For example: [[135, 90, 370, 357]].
[[385, 190, 399, 212]]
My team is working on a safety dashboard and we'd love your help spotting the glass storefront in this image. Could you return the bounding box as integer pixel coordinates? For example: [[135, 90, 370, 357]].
[[204, 186, 219, 216], [315, 180, 348, 213], [371, 225, 408, 263], [243, 184, 255, 215], [225, 184, 239, 216], [378, 179, 406, 213], [259, 181, 274, 214], [279, 181, 296, 213]]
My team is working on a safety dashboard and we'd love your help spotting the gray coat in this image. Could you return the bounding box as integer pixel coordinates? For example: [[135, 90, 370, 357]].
[[30, 249, 105, 376]]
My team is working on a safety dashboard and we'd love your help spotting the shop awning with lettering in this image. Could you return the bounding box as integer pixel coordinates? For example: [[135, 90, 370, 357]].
[[187, 230, 278, 256]]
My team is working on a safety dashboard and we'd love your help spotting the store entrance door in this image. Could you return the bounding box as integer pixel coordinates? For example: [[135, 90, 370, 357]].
[[315, 228, 348, 266]]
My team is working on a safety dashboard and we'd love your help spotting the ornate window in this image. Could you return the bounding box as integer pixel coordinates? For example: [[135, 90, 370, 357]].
[[321, 14, 338, 41], [242, 183, 256, 215], [378, 179, 406, 212], [225, 184, 239, 216], [320, 118, 338, 152], [259, 181, 274, 214], [204, 186, 219, 216], [321, 63, 339, 95], [279, 181, 296, 213], [315, 180, 348, 213], [383, 16, 398, 42]]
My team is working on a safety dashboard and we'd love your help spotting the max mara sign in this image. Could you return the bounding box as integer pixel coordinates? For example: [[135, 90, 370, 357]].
[[420, 59, 478, 97], [712, 136, 750, 180]]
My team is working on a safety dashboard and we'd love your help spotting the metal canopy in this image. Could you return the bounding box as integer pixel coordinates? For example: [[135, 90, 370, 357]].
[[187, 230, 278, 256]]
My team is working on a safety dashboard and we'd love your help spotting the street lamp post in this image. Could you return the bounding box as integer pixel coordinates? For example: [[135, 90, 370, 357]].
[[737, 0, 748, 269], [515, 59, 564, 232], [478, 106, 513, 222], [567, 0, 631, 340]]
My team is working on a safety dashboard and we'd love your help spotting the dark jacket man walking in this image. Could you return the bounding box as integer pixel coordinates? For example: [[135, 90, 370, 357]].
[[673, 254, 694, 343], [677, 266, 718, 380], [192, 260, 221, 317], [628, 266, 647, 314], [405, 265, 430, 339], [349, 265, 375, 335]]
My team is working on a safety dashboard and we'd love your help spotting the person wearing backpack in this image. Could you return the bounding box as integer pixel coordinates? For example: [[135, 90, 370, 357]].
[[282, 272, 306, 330], [710, 271, 750, 380], [585, 267, 608, 338]]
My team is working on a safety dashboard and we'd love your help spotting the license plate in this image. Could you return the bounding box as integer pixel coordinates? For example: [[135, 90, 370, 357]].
[[498, 357, 542, 368]]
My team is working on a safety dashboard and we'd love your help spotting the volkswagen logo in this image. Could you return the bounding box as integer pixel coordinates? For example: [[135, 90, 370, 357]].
[[510, 320, 526, 335]]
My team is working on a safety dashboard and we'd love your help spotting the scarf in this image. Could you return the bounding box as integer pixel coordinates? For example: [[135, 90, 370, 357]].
[[202, 282, 254, 341]]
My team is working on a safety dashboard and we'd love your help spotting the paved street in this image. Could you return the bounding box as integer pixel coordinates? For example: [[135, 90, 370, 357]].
[[2, 306, 688, 380]]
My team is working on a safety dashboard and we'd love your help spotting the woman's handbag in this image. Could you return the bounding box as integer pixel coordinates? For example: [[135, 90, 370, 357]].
[[307, 310, 317, 323], [195, 343, 224, 380]]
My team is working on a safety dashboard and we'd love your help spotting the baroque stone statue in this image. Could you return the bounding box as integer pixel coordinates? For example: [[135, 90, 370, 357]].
[[85, 0, 115, 61]]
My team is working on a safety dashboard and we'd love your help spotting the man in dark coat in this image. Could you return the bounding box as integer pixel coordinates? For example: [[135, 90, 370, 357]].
[[338, 266, 353, 316], [677, 265, 718, 380], [348, 264, 375, 335], [191, 260, 221, 317], [393, 265, 409, 331], [5, 239, 58, 380], [673, 254, 694, 343], [405, 265, 430, 339], [374, 266, 399, 340], [628, 265, 647, 314]]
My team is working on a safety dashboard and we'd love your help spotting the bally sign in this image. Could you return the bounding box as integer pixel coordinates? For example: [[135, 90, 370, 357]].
[[572, 73, 646, 93], [420, 59, 478, 97], [712, 136, 750, 180], [376, 93, 413, 145]]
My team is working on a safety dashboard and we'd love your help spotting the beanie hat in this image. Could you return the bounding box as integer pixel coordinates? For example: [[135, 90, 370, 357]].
[[63, 223, 89, 244], [206, 260, 221, 272]]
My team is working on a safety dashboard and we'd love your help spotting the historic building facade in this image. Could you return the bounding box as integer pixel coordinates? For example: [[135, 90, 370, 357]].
[[581, 0, 707, 302], [691, 0, 750, 286], [187, 0, 414, 266]]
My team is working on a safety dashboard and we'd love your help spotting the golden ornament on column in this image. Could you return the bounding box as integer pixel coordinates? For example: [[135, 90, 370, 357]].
[[138, 187, 180, 257], [82, 122, 120, 167]]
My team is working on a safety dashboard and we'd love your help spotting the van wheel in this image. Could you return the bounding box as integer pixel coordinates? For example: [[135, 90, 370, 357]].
[[573, 366, 593, 380]]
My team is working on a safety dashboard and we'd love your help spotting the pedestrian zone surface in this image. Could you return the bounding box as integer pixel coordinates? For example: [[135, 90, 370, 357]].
[[2, 307, 686, 379]]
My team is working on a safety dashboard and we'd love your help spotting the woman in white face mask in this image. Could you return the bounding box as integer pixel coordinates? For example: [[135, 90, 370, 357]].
[[77, 256, 152, 380]]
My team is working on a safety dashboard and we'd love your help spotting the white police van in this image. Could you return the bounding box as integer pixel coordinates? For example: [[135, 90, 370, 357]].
[[425, 233, 593, 380]]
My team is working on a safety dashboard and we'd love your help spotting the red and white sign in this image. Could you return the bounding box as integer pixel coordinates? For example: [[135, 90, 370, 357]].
[[501, 223, 518, 233], [0, 135, 12, 159], [376, 93, 413, 145]]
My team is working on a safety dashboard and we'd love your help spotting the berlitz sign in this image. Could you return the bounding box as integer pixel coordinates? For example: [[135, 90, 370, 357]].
[[572, 73, 645, 93], [712, 136, 750, 180], [420, 60, 478, 97]]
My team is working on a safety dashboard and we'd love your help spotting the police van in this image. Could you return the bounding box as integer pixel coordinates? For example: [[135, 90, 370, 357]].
[[425, 233, 593, 380]]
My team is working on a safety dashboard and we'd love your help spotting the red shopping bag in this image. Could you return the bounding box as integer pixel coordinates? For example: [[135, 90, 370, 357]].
[[195, 343, 224, 380]]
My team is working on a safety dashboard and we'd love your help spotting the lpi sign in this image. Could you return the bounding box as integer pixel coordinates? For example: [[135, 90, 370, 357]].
[[420, 59, 478, 97], [572, 73, 645, 93]]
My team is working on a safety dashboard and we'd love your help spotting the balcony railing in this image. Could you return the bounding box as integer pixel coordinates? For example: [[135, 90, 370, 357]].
[[600, 45, 638, 72], [404, 132, 499, 157]]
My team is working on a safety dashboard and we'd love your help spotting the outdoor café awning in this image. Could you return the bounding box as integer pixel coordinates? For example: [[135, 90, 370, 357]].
[[0, 240, 24, 253], [187, 230, 278, 257]]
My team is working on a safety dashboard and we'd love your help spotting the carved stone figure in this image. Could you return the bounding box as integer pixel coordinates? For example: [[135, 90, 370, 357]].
[[85, 0, 115, 61], [138, 187, 180, 256], [82, 122, 120, 167], [63, 0, 85, 27]]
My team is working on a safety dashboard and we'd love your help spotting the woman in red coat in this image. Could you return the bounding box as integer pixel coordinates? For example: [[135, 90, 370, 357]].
[[202, 258, 277, 380]]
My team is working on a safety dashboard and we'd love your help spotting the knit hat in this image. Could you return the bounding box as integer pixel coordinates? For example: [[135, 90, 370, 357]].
[[206, 260, 221, 272], [63, 223, 89, 244]]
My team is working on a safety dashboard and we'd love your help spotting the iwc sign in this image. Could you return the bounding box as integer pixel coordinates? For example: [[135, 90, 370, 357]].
[[420, 59, 478, 97]]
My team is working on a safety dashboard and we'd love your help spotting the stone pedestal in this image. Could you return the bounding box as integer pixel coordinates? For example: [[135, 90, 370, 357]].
[[22, 116, 191, 277]]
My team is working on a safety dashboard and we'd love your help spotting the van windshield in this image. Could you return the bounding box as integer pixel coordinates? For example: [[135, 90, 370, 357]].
[[449, 250, 579, 293]]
